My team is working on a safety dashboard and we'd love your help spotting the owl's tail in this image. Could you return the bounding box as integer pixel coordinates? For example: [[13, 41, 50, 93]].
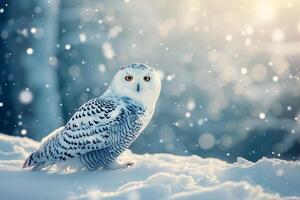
[[23, 153, 34, 168], [23, 151, 48, 170]]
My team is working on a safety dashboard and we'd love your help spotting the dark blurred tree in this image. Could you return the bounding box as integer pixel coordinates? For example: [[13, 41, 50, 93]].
[[0, 1, 15, 135], [2, 0, 63, 139], [57, 1, 112, 120]]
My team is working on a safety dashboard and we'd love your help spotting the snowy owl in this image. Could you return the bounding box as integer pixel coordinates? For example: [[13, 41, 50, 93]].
[[23, 63, 161, 171]]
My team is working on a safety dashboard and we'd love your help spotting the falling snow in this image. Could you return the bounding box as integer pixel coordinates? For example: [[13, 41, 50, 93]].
[[26, 48, 33, 55], [102, 42, 115, 59], [19, 90, 33, 104], [64, 44, 71, 50]]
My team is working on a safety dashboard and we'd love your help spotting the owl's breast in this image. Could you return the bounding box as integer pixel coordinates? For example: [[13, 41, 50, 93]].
[[112, 97, 152, 149]]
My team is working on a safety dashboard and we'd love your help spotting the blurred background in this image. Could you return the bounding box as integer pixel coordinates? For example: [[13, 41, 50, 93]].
[[0, 0, 300, 162]]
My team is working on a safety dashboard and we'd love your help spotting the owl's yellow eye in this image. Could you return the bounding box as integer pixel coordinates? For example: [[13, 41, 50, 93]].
[[143, 76, 151, 82], [125, 75, 133, 81]]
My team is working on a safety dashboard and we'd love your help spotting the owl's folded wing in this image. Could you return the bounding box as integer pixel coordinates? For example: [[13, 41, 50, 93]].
[[24, 96, 128, 168], [52, 97, 125, 159]]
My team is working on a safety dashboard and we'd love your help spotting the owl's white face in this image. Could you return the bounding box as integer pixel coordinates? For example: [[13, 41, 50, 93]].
[[109, 63, 161, 108]]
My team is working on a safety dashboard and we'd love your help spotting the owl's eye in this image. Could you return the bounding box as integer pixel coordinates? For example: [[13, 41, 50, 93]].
[[125, 75, 133, 81], [143, 76, 151, 82]]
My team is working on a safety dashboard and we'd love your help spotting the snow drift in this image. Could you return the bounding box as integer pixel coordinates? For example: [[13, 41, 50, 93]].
[[0, 133, 299, 200]]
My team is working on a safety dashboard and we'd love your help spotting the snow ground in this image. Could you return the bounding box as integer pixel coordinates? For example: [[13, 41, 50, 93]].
[[0, 133, 299, 200]]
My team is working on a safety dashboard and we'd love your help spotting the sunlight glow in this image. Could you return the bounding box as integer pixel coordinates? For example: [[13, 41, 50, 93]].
[[255, 0, 277, 23]]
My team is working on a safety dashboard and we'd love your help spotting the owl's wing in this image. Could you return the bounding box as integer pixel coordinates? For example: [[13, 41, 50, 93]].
[[24, 96, 127, 168], [54, 96, 124, 159]]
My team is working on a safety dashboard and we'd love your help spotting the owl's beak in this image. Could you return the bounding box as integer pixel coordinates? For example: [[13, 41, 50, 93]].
[[136, 83, 140, 92]]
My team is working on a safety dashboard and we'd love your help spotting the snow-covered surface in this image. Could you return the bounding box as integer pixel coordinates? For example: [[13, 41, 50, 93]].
[[0, 133, 299, 200]]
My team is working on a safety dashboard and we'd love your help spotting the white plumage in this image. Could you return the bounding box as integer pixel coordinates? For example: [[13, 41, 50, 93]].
[[23, 63, 161, 171]]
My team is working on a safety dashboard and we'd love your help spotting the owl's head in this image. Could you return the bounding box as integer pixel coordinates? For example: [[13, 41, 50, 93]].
[[109, 63, 161, 108]]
